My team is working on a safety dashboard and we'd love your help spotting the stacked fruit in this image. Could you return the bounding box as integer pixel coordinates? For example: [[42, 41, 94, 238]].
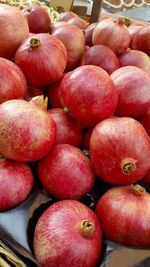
[[1, 4, 150, 267]]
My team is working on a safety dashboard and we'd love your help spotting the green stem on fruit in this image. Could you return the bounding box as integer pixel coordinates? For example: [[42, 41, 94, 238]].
[[64, 106, 70, 114], [121, 158, 136, 174], [130, 184, 146, 196], [29, 38, 41, 49], [80, 220, 94, 238]]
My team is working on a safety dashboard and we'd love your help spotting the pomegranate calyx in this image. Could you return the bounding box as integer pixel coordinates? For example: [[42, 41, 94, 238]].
[[121, 159, 136, 174], [29, 95, 48, 111], [82, 149, 90, 157], [130, 184, 146, 196], [80, 220, 94, 238], [30, 38, 41, 49], [64, 106, 70, 114], [118, 17, 132, 27]]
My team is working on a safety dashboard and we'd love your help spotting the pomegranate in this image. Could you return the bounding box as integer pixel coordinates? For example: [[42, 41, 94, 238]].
[[96, 184, 150, 247], [68, 17, 88, 30], [140, 168, 150, 185], [97, 14, 112, 22], [83, 127, 93, 150], [132, 26, 150, 55], [33, 199, 102, 267], [49, 21, 68, 33], [58, 11, 78, 22], [22, 5, 51, 33], [128, 23, 145, 48], [119, 49, 150, 76], [84, 23, 98, 46], [15, 33, 67, 87], [38, 144, 95, 199], [111, 66, 150, 118], [24, 86, 44, 101], [0, 57, 27, 104], [138, 111, 150, 136], [0, 4, 29, 59], [48, 108, 83, 147], [90, 117, 150, 185], [92, 18, 131, 55], [0, 155, 34, 211], [59, 65, 118, 126], [0, 96, 56, 162], [48, 72, 69, 108], [80, 45, 120, 74], [52, 24, 85, 70]]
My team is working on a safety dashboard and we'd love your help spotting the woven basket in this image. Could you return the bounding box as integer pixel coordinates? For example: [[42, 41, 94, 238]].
[[50, 0, 74, 11]]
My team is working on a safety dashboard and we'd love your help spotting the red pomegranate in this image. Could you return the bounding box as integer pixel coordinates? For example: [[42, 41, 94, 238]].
[[24, 86, 44, 101], [58, 11, 78, 22], [83, 127, 93, 150], [59, 65, 118, 126], [0, 155, 34, 211], [80, 45, 120, 74], [140, 168, 150, 185], [68, 17, 88, 30], [119, 49, 150, 76], [138, 111, 150, 136], [0, 57, 27, 103], [22, 5, 51, 33], [128, 23, 145, 48], [0, 4, 29, 59], [49, 21, 68, 33], [48, 108, 83, 147], [52, 24, 85, 70], [111, 66, 150, 118], [132, 26, 150, 55], [96, 184, 150, 247], [97, 14, 112, 22], [84, 23, 98, 46], [38, 144, 95, 199], [15, 33, 67, 87], [0, 96, 56, 162], [90, 117, 150, 185], [92, 18, 131, 55], [47, 72, 69, 108], [33, 199, 102, 267]]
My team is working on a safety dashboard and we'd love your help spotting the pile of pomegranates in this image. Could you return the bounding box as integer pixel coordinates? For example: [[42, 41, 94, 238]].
[[1, 4, 150, 267]]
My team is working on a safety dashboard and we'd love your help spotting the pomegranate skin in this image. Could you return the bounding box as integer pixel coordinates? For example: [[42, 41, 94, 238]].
[[15, 33, 67, 87], [80, 45, 120, 74], [128, 24, 145, 48], [48, 108, 83, 147], [0, 57, 27, 104], [0, 99, 56, 162], [92, 19, 131, 55], [59, 65, 118, 127], [33, 199, 102, 267], [138, 111, 150, 137], [52, 24, 85, 70], [38, 144, 95, 200], [96, 185, 150, 247], [24, 86, 44, 101], [0, 4, 29, 59], [140, 168, 150, 185], [0, 157, 34, 211], [132, 26, 150, 55], [119, 49, 150, 76], [22, 5, 51, 33], [83, 127, 93, 150], [90, 117, 150, 185], [68, 17, 88, 30], [111, 66, 150, 118], [58, 11, 78, 22], [84, 23, 98, 46]]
